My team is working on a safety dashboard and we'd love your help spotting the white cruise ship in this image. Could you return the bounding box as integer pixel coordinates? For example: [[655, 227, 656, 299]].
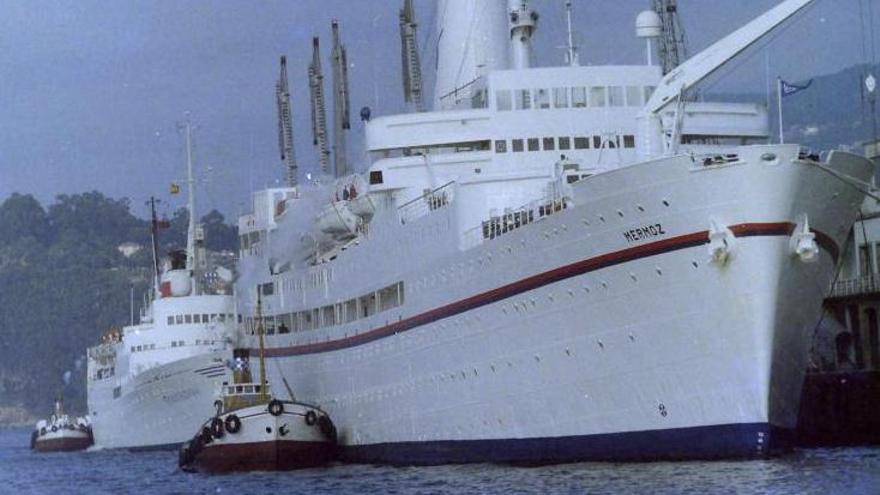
[[86, 123, 236, 450], [231, 0, 874, 463]]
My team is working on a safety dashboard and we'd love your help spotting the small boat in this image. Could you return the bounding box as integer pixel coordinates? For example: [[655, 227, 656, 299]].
[[31, 397, 92, 453], [179, 295, 337, 473]]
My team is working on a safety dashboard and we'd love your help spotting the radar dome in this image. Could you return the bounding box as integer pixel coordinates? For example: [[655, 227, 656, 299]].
[[636, 10, 662, 39]]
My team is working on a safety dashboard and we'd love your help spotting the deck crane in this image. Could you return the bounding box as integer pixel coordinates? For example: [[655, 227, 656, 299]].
[[308, 37, 331, 176], [652, 0, 688, 75], [331, 20, 351, 178], [640, 0, 815, 158], [399, 0, 424, 112], [276, 56, 297, 187]]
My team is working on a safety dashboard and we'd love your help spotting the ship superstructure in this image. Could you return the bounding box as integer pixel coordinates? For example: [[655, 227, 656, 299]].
[[234, 0, 875, 463], [87, 122, 237, 450]]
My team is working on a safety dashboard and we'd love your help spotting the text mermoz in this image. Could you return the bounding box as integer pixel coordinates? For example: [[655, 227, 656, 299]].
[[623, 224, 666, 243]]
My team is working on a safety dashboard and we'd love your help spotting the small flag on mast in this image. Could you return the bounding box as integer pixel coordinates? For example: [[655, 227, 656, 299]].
[[780, 79, 813, 97], [170, 183, 180, 194]]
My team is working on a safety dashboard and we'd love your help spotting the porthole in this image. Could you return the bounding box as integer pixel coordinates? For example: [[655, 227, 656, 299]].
[[617, 210, 624, 217], [637, 204, 645, 212], [691, 260, 699, 268], [662, 199, 670, 207]]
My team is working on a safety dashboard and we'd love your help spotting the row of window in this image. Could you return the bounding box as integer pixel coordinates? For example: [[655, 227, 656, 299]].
[[496, 85, 655, 112], [495, 134, 636, 154], [129, 339, 222, 354], [166, 313, 239, 326], [245, 282, 405, 335]]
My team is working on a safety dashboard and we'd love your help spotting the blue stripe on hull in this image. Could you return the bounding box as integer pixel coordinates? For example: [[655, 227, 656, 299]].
[[341, 423, 792, 465]]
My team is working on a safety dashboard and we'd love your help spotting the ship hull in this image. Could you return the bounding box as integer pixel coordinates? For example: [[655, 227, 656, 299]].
[[87, 351, 231, 450], [32, 432, 92, 453], [246, 146, 872, 464]]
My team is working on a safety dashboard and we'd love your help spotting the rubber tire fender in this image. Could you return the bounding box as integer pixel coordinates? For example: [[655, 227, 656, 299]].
[[304, 410, 318, 426], [268, 399, 284, 417], [211, 417, 225, 439], [224, 414, 241, 434]]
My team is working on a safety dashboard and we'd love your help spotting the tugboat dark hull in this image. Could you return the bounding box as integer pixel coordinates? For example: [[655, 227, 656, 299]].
[[33, 434, 93, 453], [184, 440, 336, 473]]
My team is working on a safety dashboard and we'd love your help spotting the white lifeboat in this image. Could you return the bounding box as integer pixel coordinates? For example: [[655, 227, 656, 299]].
[[316, 200, 359, 236]]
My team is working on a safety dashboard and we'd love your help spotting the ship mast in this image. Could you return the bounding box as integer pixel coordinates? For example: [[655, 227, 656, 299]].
[[256, 291, 268, 402], [276, 56, 298, 187], [564, 0, 579, 66], [181, 119, 200, 295], [331, 19, 351, 178], [399, 0, 424, 112], [148, 196, 161, 294], [308, 37, 331, 176], [653, 0, 688, 75]]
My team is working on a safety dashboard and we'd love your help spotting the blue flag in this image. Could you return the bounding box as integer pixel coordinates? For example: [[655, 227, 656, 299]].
[[781, 79, 813, 97]]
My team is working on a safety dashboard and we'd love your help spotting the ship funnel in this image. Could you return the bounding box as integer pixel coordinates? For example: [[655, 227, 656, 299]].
[[434, 0, 508, 110]]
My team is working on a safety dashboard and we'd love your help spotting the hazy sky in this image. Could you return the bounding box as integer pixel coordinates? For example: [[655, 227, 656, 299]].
[[0, 0, 877, 219]]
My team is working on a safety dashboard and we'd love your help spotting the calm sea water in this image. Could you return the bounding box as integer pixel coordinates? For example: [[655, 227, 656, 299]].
[[4, 428, 879, 494]]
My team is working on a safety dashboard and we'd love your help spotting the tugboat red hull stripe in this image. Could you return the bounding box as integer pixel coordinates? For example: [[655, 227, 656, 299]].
[[255, 222, 837, 358]]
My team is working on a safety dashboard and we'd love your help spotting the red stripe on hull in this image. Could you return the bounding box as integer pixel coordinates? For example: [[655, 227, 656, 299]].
[[33, 436, 92, 453], [186, 440, 336, 473], [254, 222, 838, 358]]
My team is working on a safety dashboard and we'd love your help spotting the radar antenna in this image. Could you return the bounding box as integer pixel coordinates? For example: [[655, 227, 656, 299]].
[[331, 20, 351, 178], [399, 0, 425, 112], [308, 37, 331, 176], [653, 0, 688, 75], [276, 56, 297, 187]]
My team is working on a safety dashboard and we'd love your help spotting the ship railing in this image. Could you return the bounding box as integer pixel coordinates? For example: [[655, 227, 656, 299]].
[[437, 76, 487, 110], [461, 192, 569, 250], [398, 181, 456, 225], [830, 274, 880, 298]]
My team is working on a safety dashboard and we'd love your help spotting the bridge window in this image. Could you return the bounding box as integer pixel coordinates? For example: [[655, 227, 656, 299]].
[[543, 137, 555, 151], [496, 90, 512, 111], [574, 137, 589, 150], [185, 314, 192, 324], [176, 315, 183, 324], [624, 135, 636, 148], [527, 138, 540, 151], [559, 137, 571, 150], [572, 87, 587, 108], [534, 88, 550, 109], [515, 89, 531, 110], [553, 87, 569, 108], [167, 316, 174, 325], [626, 86, 642, 106], [512, 139, 524, 152], [608, 86, 624, 107], [495, 140, 507, 153], [369, 170, 384, 185], [593, 136, 602, 148], [590, 87, 607, 107]]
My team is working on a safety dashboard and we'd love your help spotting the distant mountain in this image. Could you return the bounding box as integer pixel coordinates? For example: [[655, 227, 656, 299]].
[[707, 64, 880, 152]]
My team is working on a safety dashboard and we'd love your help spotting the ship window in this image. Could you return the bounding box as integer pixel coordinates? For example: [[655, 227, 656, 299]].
[[369, 170, 383, 185], [130, 346, 135, 352], [245, 386, 254, 394], [167, 316, 174, 325], [176, 315, 183, 324], [534, 88, 550, 109], [278, 314, 291, 333], [171, 341, 177, 348], [572, 87, 587, 108], [574, 137, 589, 149], [236, 385, 243, 393], [185, 314, 192, 324], [193, 314, 201, 324], [624, 135, 636, 148], [495, 140, 507, 153], [496, 90, 512, 111], [527, 138, 540, 151], [542, 137, 555, 151], [559, 137, 571, 150], [202, 314, 209, 323], [322, 305, 336, 326], [593, 136, 602, 148], [626, 86, 642, 106], [260, 282, 274, 296], [264, 317, 275, 335], [179, 340, 184, 346], [512, 139, 524, 152], [238, 315, 243, 323], [515, 89, 531, 110], [345, 299, 357, 323], [644, 86, 656, 102], [590, 87, 607, 107], [553, 87, 569, 108], [218, 314, 226, 323], [608, 86, 624, 107]]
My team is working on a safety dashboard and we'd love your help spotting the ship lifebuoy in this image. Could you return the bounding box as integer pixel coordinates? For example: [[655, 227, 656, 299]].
[[317, 414, 336, 439], [211, 417, 225, 438], [268, 399, 284, 416], [225, 414, 241, 434], [304, 410, 317, 426], [50, 425, 57, 433]]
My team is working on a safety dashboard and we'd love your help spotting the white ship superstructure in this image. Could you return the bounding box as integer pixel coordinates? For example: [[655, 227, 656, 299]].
[[87, 123, 236, 450], [235, 0, 874, 463]]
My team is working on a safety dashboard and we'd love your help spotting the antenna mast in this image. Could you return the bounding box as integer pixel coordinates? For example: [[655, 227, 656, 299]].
[[653, 0, 688, 75], [399, 0, 425, 112], [276, 56, 298, 187], [148, 197, 161, 294], [331, 20, 351, 178], [181, 119, 200, 295], [564, 0, 579, 66], [308, 37, 331, 176]]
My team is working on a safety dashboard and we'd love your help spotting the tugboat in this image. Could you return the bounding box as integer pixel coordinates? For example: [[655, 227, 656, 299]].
[[31, 396, 93, 453], [178, 295, 336, 473]]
